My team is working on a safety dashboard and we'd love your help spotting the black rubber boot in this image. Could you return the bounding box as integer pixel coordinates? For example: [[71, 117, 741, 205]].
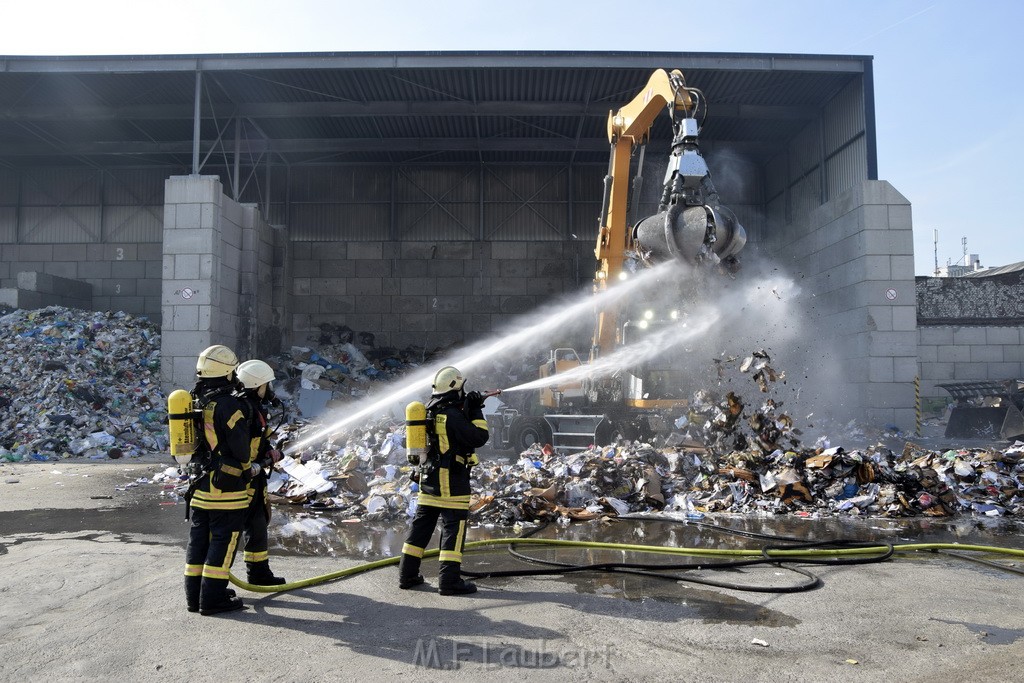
[[438, 561, 476, 596], [199, 578, 245, 616], [185, 575, 201, 613], [246, 561, 286, 586], [398, 554, 425, 589]]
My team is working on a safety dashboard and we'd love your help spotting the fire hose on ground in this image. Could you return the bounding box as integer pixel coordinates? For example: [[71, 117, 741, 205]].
[[229, 517, 1024, 595]]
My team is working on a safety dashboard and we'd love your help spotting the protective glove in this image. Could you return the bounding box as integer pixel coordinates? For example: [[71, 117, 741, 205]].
[[246, 463, 262, 480], [467, 453, 479, 467], [267, 449, 283, 464], [465, 391, 485, 412]]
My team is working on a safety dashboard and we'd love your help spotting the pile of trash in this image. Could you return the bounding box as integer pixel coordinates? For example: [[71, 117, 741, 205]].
[[254, 413, 1024, 525], [0, 306, 166, 461], [265, 323, 441, 415]]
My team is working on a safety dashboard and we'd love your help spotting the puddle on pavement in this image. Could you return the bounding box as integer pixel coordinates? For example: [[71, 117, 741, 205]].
[[930, 617, 1024, 645], [0, 505, 185, 545]]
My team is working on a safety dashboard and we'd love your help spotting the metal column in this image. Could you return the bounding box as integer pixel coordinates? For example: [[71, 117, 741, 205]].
[[191, 70, 202, 176]]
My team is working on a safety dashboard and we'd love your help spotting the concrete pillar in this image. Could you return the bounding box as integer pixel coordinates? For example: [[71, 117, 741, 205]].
[[160, 175, 227, 392], [766, 180, 918, 429], [160, 174, 285, 393]]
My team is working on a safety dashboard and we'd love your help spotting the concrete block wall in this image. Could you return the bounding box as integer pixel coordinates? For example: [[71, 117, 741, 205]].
[[918, 326, 1024, 400], [289, 239, 590, 351], [160, 175, 281, 393], [916, 270, 1024, 401], [1, 271, 94, 309], [763, 180, 918, 429], [0, 243, 160, 318]]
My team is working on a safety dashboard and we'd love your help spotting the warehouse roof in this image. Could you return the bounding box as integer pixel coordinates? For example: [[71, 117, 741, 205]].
[[0, 50, 873, 168]]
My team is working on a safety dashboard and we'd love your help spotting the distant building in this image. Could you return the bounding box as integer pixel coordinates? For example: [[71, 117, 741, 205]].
[[935, 253, 986, 278]]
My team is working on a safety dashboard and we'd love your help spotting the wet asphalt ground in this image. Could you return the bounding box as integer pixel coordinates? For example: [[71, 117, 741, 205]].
[[2, 453, 1023, 682]]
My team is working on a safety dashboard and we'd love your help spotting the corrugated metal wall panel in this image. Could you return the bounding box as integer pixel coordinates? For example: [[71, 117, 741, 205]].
[[19, 206, 100, 243], [288, 203, 391, 241], [572, 167, 605, 203], [0, 168, 18, 204], [764, 154, 788, 199], [0, 207, 16, 243], [789, 123, 820, 179], [484, 202, 568, 241], [395, 167, 478, 202], [730, 204, 765, 245], [766, 195, 786, 234], [102, 205, 163, 243], [103, 169, 166, 205], [790, 174, 820, 220], [827, 139, 868, 199], [484, 167, 567, 202], [396, 203, 478, 241], [20, 168, 101, 205], [823, 78, 865, 156], [289, 166, 392, 202], [573, 202, 601, 241]]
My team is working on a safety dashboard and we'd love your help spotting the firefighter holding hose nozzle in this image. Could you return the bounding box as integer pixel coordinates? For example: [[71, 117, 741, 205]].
[[234, 359, 287, 587], [399, 366, 490, 595]]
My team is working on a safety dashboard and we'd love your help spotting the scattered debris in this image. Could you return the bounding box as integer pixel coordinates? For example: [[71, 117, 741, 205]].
[[0, 306, 165, 461], [5, 306, 1023, 529]]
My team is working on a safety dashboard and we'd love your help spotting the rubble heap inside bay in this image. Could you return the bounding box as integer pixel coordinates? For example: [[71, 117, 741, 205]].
[[273, 350, 1024, 524]]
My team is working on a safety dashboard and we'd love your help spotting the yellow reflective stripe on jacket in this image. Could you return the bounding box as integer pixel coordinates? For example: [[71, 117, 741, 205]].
[[219, 463, 243, 477], [227, 409, 245, 430], [440, 467, 451, 498], [190, 474, 249, 509], [204, 402, 219, 450], [436, 414, 449, 454], [472, 418, 488, 430], [190, 497, 249, 510], [417, 492, 471, 510]]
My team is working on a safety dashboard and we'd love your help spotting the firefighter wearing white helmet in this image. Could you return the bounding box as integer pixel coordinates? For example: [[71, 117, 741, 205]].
[[234, 359, 286, 587], [399, 365, 490, 595], [184, 344, 254, 616], [196, 344, 239, 379]]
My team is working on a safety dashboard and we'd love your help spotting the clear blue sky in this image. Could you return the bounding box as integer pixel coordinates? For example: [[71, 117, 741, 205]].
[[4, 0, 1021, 275]]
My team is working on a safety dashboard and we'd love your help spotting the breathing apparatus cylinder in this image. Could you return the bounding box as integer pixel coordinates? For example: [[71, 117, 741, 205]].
[[405, 401, 428, 465], [167, 389, 198, 465]]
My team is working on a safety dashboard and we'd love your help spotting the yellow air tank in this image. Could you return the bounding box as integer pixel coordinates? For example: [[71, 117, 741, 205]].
[[405, 401, 428, 465], [167, 389, 198, 465]]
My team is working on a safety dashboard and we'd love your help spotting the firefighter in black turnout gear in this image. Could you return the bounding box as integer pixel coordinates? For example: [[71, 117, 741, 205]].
[[183, 345, 254, 616], [399, 366, 490, 595], [235, 359, 286, 586]]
